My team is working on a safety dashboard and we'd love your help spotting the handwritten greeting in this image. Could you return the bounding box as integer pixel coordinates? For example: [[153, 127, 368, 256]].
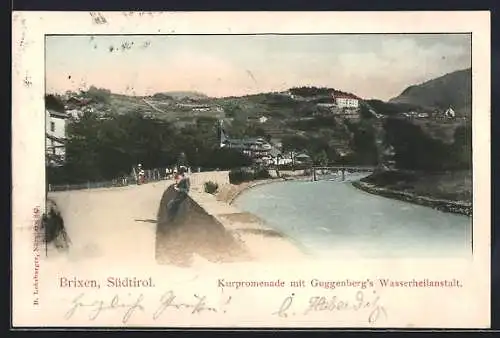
[[64, 291, 230, 324]]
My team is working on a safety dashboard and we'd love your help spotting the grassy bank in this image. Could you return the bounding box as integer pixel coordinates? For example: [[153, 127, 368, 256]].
[[352, 170, 472, 216]]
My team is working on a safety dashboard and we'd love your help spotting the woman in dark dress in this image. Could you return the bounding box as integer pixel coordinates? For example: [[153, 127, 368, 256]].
[[166, 166, 190, 221]]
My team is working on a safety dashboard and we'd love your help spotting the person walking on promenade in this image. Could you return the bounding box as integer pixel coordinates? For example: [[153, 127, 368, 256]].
[[166, 166, 191, 221], [136, 163, 145, 185]]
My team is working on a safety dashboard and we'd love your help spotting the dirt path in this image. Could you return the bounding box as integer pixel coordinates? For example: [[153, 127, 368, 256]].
[[48, 181, 170, 264]]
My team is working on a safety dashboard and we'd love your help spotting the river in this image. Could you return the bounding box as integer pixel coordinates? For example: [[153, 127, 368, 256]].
[[233, 173, 472, 259]]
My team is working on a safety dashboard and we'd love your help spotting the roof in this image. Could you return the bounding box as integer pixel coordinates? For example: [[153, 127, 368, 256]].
[[269, 148, 281, 157], [334, 94, 359, 100], [46, 133, 66, 144], [47, 109, 69, 119], [330, 91, 360, 100], [227, 137, 267, 144]]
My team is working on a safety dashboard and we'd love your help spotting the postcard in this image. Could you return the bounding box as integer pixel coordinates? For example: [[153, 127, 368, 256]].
[[11, 11, 491, 328]]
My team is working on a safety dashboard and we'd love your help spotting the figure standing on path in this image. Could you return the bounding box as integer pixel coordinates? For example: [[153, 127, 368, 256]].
[[137, 164, 145, 185], [166, 166, 191, 221]]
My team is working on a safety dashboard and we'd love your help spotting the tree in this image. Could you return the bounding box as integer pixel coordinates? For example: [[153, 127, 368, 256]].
[[85, 86, 111, 104], [346, 121, 379, 165], [281, 135, 309, 153], [45, 94, 66, 112], [57, 110, 183, 183], [177, 152, 188, 167], [383, 117, 456, 171], [450, 123, 472, 170], [152, 93, 173, 100], [359, 103, 375, 119], [202, 148, 252, 169], [314, 150, 329, 166]]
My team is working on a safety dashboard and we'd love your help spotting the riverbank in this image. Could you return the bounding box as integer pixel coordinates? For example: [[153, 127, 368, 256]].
[[189, 176, 307, 262], [352, 170, 472, 216], [216, 178, 283, 205], [215, 170, 309, 205]]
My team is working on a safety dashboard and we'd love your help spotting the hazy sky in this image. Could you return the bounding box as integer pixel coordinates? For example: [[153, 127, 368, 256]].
[[46, 34, 471, 101]]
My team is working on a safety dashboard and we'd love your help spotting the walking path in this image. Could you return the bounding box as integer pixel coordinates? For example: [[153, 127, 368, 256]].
[[47, 181, 170, 264], [46, 172, 305, 265]]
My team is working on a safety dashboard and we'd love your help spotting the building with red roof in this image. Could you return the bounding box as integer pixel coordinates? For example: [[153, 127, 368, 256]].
[[331, 92, 360, 109]]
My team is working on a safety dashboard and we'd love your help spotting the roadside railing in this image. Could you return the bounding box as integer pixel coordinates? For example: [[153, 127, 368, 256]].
[[46, 167, 237, 192], [47, 168, 170, 192]]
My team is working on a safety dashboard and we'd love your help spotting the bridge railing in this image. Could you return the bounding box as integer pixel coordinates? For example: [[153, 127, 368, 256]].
[[313, 166, 376, 171]]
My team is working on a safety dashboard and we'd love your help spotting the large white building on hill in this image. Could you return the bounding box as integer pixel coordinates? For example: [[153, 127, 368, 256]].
[[46, 109, 68, 166], [332, 93, 360, 108]]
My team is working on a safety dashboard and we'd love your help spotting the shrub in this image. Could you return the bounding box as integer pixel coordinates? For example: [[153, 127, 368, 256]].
[[361, 170, 417, 187], [253, 167, 271, 180], [229, 168, 252, 184], [204, 181, 219, 194], [229, 167, 272, 184]]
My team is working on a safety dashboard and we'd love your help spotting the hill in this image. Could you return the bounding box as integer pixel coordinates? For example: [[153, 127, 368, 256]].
[[154, 91, 209, 100], [389, 68, 472, 117]]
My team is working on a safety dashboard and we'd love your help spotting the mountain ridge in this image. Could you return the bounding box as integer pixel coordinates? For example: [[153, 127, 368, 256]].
[[389, 68, 472, 116]]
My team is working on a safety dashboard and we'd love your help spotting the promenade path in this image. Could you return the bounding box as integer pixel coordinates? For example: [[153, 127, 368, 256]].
[[46, 172, 305, 266], [48, 181, 169, 265]]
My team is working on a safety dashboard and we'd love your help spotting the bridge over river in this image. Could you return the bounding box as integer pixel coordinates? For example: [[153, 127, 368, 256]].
[[309, 166, 376, 181]]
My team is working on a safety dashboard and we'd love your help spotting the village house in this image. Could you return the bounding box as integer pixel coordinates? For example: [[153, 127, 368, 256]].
[[64, 96, 92, 110], [445, 107, 456, 119], [294, 153, 313, 164], [219, 120, 275, 164], [66, 109, 84, 121], [401, 111, 419, 119], [176, 103, 213, 112], [192, 106, 211, 112], [342, 108, 362, 120], [247, 115, 269, 124], [369, 107, 383, 119], [221, 137, 274, 165], [46, 109, 69, 166], [317, 105, 360, 120], [277, 90, 296, 99], [401, 111, 430, 119]]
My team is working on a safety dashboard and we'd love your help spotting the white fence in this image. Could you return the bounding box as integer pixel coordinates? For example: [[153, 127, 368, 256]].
[[48, 168, 169, 192], [47, 168, 231, 192]]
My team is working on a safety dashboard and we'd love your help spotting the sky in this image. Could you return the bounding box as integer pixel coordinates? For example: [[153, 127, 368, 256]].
[[45, 34, 471, 101]]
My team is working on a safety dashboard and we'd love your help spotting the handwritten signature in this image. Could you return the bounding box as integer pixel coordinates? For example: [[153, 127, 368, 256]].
[[273, 290, 388, 324], [64, 291, 226, 324]]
